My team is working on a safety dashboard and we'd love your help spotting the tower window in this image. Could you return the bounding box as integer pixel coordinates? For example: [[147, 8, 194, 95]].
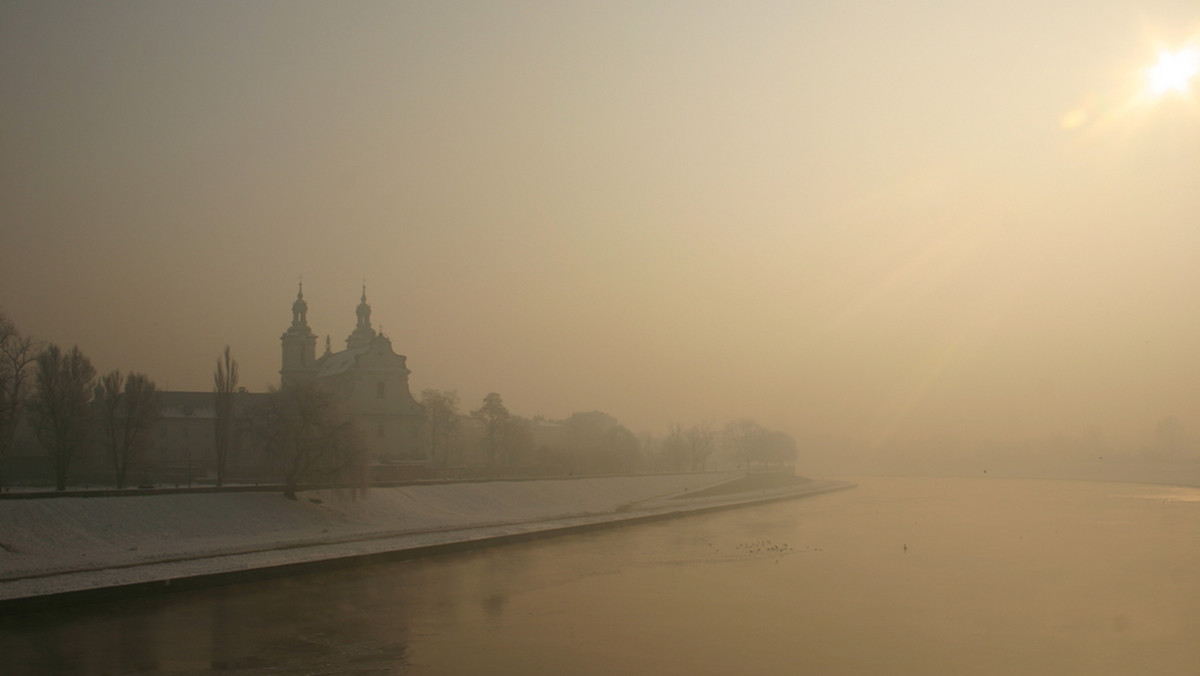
[[377, 382, 385, 399]]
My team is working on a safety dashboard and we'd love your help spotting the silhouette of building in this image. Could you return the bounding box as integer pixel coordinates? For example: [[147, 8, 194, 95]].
[[148, 389, 267, 485], [281, 284, 428, 464]]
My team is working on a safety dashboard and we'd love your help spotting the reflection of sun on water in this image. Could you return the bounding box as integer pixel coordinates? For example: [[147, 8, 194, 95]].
[[1123, 487, 1200, 503], [1147, 46, 1199, 96]]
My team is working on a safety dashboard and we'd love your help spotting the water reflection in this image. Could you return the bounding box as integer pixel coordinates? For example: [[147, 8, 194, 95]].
[[3, 477, 1198, 675], [5, 564, 419, 675]]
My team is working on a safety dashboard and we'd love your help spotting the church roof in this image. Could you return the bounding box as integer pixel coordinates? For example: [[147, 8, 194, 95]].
[[314, 334, 406, 378], [157, 391, 214, 419], [314, 345, 367, 378]]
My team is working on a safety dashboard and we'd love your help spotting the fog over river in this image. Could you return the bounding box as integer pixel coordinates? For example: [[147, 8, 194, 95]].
[[4, 477, 1199, 675]]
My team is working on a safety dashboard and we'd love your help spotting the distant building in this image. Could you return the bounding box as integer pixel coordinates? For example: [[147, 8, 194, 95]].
[[143, 285, 428, 482], [147, 389, 267, 485], [280, 284, 428, 464]]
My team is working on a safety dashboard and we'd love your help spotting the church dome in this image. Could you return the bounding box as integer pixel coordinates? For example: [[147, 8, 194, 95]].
[[346, 285, 378, 349]]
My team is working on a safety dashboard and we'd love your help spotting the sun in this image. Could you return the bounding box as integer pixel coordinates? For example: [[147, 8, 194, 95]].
[[1147, 47, 1200, 95]]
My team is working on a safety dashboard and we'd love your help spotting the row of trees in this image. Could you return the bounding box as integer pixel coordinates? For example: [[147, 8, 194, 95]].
[[422, 389, 535, 473], [655, 423, 716, 473], [1, 313, 179, 490], [5, 340, 162, 491], [418, 386, 797, 477], [644, 420, 797, 471], [422, 389, 643, 475], [1, 311, 364, 496]]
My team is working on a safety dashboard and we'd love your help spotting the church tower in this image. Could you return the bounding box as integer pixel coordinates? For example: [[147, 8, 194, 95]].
[[280, 283, 318, 386], [345, 285, 378, 350]]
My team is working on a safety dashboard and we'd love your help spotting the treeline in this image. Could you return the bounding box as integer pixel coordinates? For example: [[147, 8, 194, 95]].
[[422, 389, 641, 476], [0, 313, 367, 497], [0, 314, 166, 492], [1, 310, 799, 496], [1, 311, 164, 490], [419, 388, 798, 477]]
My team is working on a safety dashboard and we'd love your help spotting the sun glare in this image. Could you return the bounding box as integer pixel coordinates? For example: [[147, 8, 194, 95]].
[[1147, 47, 1200, 95]]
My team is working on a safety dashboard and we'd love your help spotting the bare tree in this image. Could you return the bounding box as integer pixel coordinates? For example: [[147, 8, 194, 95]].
[[420, 388, 460, 470], [684, 422, 715, 472], [99, 370, 161, 489], [213, 346, 238, 487], [28, 344, 96, 491], [471, 392, 509, 471], [722, 419, 769, 470], [722, 420, 796, 469], [662, 423, 688, 471], [762, 429, 798, 467], [497, 414, 534, 473], [0, 313, 38, 491], [98, 370, 124, 487], [256, 380, 367, 500]]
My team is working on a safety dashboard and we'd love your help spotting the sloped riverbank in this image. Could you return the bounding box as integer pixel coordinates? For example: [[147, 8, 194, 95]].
[[0, 472, 854, 609]]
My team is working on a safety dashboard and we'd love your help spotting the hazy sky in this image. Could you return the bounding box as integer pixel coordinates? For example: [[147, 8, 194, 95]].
[[2, 1, 1198, 452]]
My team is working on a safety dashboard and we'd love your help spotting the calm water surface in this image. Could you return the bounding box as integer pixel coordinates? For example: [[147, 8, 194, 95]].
[[4, 477, 1199, 675]]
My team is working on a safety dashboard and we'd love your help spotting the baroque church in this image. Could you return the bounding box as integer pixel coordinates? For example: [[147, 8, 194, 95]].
[[280, 285, 428, 464]]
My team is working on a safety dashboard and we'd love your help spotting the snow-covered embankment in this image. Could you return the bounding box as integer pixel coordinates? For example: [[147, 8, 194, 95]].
[[1, 472, 854, 607]]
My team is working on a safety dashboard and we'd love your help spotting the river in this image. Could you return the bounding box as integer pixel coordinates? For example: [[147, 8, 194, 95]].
[[3, 476, 1199, 675]]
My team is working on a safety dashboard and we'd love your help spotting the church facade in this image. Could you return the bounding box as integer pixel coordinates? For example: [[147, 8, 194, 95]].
[[280, 285, 428, 464]]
